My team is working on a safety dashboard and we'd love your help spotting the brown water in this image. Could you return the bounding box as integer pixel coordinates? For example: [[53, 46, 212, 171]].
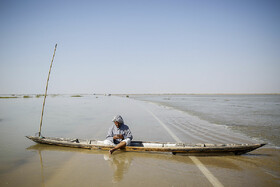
[[0, 95, 279, 186]]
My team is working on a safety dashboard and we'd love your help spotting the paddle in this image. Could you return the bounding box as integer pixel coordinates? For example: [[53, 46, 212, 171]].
[[38, 44, 57, 137]]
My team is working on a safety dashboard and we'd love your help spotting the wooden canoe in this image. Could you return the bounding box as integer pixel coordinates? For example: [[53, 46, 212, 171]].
[[26, 136, 265, 155]]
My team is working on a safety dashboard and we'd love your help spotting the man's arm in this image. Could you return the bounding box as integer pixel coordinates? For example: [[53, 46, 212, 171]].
[[124, 127, 133, 140], [105, 126, 114, 142], [113, 134, 124, 140]]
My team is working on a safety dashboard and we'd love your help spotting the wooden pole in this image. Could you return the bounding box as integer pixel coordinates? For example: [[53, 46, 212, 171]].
[[38, 44, 57, 137]]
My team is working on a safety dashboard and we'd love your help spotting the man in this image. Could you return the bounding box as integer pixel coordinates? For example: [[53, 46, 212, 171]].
[[104, 115, 133, 154]]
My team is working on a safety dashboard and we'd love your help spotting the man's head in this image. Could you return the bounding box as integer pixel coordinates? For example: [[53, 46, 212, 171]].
[[112, 115, 124, 128]]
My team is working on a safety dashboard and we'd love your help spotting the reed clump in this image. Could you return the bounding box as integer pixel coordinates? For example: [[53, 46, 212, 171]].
[[23, 95, 32, 98], [71, 95, 82, 97], [36, 94, 44, 98], [0, 96, 18, 99]]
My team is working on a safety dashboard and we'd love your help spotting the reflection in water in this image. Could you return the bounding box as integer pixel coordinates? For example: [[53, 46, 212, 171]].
[[103, 153, 132, 183], [38, 150, 45, 187], [27, 144, 134, 184], [26, 144, 255, 186]]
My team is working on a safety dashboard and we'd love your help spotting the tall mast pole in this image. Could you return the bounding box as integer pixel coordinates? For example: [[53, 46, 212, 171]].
[[38, 44, 57, 137]]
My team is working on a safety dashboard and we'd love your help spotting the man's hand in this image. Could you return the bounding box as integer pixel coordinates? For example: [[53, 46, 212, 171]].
[[118, 134, 124, 139], [113, 134, 124, 140]]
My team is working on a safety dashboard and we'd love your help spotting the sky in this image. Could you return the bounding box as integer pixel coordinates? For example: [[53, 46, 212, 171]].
[[0, 0, 279, 94]]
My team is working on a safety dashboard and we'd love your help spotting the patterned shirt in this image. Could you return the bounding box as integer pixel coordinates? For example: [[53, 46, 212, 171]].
[[106, 123, 133, 144]]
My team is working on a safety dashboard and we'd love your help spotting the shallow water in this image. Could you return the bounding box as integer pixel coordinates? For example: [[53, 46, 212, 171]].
[[0, 95, 279, 186], [131, 94, 280, 147]]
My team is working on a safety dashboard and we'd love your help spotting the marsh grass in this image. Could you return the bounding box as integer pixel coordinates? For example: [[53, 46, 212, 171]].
[[71, 95, 82, 97], [36, 94, 44, 98], [0, 96, 19, 99], [23, 95, 32, 98]]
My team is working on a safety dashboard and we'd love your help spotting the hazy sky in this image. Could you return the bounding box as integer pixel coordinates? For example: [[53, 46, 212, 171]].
[[0, 0, 279, 94]]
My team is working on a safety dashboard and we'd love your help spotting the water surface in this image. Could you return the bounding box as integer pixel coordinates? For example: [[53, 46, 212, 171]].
[[131, 94, 280, 147], [0, 95, 279, 186]]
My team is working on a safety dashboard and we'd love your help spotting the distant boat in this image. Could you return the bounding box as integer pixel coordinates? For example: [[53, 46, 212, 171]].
[[26, 136, 265, 156]]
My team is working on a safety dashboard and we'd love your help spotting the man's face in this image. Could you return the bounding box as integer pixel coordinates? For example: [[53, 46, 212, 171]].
[[114, 121, 120, 128]]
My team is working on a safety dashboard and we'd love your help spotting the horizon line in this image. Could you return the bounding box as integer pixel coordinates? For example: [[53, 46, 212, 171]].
[[1, 93, 280, 96]]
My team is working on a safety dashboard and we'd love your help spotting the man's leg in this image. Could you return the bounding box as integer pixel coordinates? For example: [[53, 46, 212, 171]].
[[109, 141, 126, 154]]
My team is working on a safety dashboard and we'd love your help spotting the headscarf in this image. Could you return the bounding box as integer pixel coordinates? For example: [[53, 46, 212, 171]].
[[112, 115, 124, 124]]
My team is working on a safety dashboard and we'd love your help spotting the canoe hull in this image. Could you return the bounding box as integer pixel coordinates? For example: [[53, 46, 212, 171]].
[[26, 136, 265, 155]]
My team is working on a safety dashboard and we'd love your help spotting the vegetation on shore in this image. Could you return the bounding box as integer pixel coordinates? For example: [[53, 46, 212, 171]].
[[71, 95, 82, 97], [0, 96, 19, 99], [1, 93, 279, 100], [23, 95, 32, 98]]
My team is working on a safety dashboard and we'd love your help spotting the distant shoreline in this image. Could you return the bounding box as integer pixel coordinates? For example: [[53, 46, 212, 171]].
[[0, 93, 280, 98], [114, 93, 280, 96]]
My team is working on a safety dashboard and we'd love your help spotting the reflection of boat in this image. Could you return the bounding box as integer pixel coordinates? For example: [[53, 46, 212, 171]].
[[26, 136, 265, 155], [27, 144, 133, 184]]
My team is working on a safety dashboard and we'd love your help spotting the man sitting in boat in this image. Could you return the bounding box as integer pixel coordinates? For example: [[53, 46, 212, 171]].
[[104, 115, 133, 154]]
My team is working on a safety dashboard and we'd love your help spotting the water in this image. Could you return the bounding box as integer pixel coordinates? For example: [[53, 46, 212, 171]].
[[131, 94, 280, 147], [0, 95, 279, 186]]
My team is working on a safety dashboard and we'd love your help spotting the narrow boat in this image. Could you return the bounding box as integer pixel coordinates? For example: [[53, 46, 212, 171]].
[[26, 136, 265, 155]]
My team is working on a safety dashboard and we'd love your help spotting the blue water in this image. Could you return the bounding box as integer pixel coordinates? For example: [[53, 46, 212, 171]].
[[131, 94, 280, 147]]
